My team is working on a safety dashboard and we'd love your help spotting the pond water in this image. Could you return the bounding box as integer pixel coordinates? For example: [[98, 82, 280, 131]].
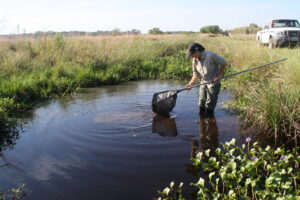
[[0, 80, 245, 200]]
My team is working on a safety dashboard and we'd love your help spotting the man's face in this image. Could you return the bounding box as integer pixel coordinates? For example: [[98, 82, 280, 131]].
[[191, 51, 201, 59]]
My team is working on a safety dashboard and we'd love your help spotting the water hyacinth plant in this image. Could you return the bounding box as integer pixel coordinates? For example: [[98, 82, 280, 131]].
[[246, 137, 251, 143], [156, 138, 300, 200], [0, 184, 26, 200]]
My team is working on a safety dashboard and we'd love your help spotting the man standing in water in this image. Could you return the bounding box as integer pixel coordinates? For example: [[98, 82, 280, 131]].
[[185, 43, 227, 123]]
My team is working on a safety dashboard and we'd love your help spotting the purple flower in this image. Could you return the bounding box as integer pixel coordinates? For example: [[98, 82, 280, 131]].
[[246, 137, 252, 143], [251, 156, 257, 161], [280, 155, 286, 161]]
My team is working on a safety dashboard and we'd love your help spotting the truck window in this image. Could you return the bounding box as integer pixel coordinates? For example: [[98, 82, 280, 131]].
[[272, 20, 300, 28]]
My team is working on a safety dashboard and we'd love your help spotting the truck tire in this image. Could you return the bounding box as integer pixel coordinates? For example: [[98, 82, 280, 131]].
[[269, 37, 276, 49], [257, 37, 263, 47]]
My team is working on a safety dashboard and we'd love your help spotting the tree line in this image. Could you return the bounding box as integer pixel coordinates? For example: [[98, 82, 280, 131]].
[[199, 23, 261, 35], [0, 24, 261, 37], [148, 24, 261, 35]]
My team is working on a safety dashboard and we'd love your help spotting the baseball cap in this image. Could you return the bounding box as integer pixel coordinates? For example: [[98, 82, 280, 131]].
[[186, 43, 205, 59]]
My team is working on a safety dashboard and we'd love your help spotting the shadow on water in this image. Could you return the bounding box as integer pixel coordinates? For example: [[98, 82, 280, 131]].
[[152, 114, 178, 137]]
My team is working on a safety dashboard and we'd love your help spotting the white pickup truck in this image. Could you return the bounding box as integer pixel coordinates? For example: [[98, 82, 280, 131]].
[[256, 19, 300, 48]]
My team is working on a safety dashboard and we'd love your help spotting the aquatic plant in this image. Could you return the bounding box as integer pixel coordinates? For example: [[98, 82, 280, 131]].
[[156, 138, 300, 200], [0, 184, 26, 200]]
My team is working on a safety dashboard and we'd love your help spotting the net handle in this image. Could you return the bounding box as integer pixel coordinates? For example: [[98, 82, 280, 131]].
[[177, 58, 287, 93]]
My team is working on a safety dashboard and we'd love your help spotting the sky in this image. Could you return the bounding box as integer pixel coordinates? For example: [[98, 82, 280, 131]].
[[0, 0, 300, 34]]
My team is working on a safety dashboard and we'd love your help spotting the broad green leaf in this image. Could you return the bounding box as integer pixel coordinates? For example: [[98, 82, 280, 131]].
[[205, 149, 210, 157], [282, 183, 291, 189], [209, 172, 215, 181], [196, 152, 203, 160], [209, 157, 216, 164], [163, 187, 170, 195], [170, 181, 174, 188], [228, 190, 235, 196], [220, 171, 226, 179], [229, 138, 236, 145], [197, 188, 204, 195], [197, 178, 205, 187], [245, 178, 251, 186], [275, 147, 282, 154], [179, 182, 183, 188], [229, 148, 235, 155], [242, 144, 246, 149], [216, 178, 219, 186], [229, 161, 237, 170], [281, 169, 286, 175], [253, 142, 258, 147]]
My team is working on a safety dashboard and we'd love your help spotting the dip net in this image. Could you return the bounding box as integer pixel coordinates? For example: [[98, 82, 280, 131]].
[[151, 59, 287, 116], [151, 90, 178, 116]]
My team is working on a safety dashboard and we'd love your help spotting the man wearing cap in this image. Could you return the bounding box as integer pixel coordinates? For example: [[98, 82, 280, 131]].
[[185, 43, 227, 122]]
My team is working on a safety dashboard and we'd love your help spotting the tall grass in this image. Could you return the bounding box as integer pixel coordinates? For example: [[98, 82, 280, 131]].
[[0, 34, 299, 143], [208, 37, 300, 144], [0, 34, 194, 108]]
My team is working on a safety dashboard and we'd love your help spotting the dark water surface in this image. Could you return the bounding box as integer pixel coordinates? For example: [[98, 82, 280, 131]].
[[0, 80, 244, 200]]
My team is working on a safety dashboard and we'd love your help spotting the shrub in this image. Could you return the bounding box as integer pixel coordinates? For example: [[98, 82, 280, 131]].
[[200, 25, 223, 34], [149, 28, 164, 34]]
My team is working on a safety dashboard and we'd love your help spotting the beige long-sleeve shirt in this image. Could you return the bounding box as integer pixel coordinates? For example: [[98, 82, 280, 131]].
[[192, 51, 227, 88]]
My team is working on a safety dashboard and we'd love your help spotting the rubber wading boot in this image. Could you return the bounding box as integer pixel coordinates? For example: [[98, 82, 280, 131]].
[[199, 107, 205, 119], [204, 109, 215, 123]]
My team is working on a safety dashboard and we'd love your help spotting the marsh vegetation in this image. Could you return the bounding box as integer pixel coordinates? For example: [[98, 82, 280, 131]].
[[0, 33, 298, 143]]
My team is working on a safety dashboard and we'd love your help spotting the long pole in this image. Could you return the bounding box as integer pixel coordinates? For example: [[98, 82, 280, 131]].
[[177, 58, 287, 92]]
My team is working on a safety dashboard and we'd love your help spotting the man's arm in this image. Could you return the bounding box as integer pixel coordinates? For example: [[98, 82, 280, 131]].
[[185, 74, 199, 90], [213, 53, 227, 82], [214, 63, 226, 82]]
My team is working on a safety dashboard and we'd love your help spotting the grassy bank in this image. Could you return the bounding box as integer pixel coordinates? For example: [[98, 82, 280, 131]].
[[0, 34, 299, 143], [0, 34, 194, 109], [206, 36, 300, 144]]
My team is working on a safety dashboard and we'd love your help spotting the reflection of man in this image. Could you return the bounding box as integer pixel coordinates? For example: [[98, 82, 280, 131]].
[[186, 117, 219, 175], [152, 114, 178, 137], [190, 117, 219, 158]]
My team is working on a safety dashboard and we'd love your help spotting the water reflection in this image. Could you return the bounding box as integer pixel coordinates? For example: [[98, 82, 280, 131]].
[[152, 114, 178, 137], [186, 117, 219, 176], [0, 81, 244, 200], [75, 81, 140, 102], [0, 118, 20, 153], [190, 117, 219, 158]]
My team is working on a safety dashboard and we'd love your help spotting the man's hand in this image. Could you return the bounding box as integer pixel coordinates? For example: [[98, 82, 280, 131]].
[[186, 74, 198, 90], [185, 83, 192, 90], [213, 76, 220, 82]]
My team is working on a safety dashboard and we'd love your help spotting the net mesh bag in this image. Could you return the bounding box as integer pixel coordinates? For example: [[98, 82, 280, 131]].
[[152, 90, 177, 116]]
